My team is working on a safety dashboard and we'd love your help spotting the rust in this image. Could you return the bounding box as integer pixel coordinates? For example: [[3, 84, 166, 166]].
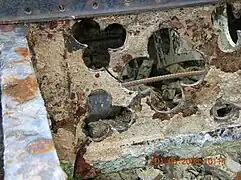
[[113, 63, 123, 73], [112, 54, 132, 73], [27, 138, 54, 155], [47, 33, 53, 39], [121, 54, 133, 63], [77, 91, 86, 103], [0, 24, 14, 32], [75, 106, 87, 118], [3, 75, 38, 103], [210, 47, 241, 73], [38, 24, 45, 31], [74, 140, 99, 179], [52, 116, 77, 134], [186, 81, 220, 104], [95, 73, 100, 78], [15, 47, 29, 57], [49, 21, 58, 30], [235, 172, 241, 180]]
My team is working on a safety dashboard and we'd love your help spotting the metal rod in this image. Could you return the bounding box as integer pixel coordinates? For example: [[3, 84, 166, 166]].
[[122, 70, 207, 87]]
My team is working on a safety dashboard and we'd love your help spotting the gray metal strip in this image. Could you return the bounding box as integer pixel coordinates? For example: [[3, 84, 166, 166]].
[[0, 25, 66, 179], [0, 0, 220, 23]]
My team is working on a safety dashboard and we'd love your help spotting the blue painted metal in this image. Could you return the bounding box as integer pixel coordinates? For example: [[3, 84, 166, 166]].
[[0, 25, 66, 179], [0, 0, 219, 23]]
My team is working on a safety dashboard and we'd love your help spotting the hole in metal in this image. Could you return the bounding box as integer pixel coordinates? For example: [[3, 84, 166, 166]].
[[92, 2, 99, 9], [217, 104, 233, 117], [226, 3, 241, 44], [211, 99, 239, 121], [211, 3, 241, 53], [148, 28, 206, 87], [121, 28, 205, 113], [58, 4, 65, 12], [83, 89, 133, 141], [24, 7, 32, 15], [72, 19, 126, 70]]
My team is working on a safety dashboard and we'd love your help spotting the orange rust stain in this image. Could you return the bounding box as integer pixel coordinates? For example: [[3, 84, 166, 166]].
[[15, 47, 29, 57], [3, 75, 38, 103], [0, 25, 14, 32], [27, 138, 54, 155], [235, 172, 241, 180]]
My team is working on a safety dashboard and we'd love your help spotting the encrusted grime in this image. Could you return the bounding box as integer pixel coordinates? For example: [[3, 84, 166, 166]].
[[27, 1, 241, 177]]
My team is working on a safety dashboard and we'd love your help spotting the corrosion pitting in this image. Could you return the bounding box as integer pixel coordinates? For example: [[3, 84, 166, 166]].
[[3, 75, 38, 103]]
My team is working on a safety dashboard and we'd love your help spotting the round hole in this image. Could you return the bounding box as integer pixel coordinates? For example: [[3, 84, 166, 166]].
[[72, 20, 126, 70], [92, 2, 98, 9], [24, 7, 32, 15], [58, 4, 65, 12], [210, 99, 239, 121], [216, 105, 233, 118]]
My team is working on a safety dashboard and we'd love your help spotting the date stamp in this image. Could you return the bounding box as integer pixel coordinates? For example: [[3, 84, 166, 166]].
[[150, 155, 226, 166]]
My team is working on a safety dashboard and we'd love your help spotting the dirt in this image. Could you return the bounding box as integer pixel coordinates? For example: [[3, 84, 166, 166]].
[[27, 2, 241, 177], [210, 45, 241, 72]]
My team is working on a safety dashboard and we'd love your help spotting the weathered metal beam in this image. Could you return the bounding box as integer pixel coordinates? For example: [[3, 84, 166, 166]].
[[0, 25, 66, 179], [0, 0, 222, 24]]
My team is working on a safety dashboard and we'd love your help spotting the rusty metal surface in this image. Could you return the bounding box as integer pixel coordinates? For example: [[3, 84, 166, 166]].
[[0, 25, 66, 179], [0, 0, 221, 23]]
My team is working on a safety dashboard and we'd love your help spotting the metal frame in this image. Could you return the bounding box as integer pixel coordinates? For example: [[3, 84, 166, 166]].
[[0, 0, 220, 23], [0, 25, 66, 179]]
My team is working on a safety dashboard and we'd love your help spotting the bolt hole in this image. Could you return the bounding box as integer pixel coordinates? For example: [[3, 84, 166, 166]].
[[58, 4, 65, 12], [216, 104, 233, 117], [211, 99, 239, 121], [92, 2, 98, 9], [24, 7, 32, 15]]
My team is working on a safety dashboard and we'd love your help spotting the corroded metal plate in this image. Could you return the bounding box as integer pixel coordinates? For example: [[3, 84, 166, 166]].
[[0, 0, 220, 23]]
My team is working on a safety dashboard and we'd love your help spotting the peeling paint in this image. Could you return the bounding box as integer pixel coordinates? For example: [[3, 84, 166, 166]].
[[15, 47, 30, 57], [0, 25, 66, 179], [3, 75, 38, 103]]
